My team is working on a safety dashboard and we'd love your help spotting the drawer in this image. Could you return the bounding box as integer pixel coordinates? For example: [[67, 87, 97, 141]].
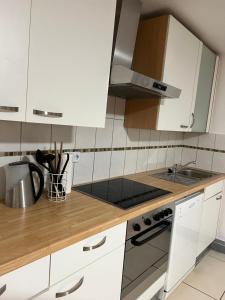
[[35, 246, 124, 300], [0, 256, 50, 300], [50, 222, 126, 285], [204, 181, 224, 199]]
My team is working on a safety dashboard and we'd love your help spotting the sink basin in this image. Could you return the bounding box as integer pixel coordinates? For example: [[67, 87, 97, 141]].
[[177, 169, 214, 180], [153, 168, 216, 186]]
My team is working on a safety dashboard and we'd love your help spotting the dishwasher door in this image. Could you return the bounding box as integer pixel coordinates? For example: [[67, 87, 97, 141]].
[[165, 192, 203, 292]]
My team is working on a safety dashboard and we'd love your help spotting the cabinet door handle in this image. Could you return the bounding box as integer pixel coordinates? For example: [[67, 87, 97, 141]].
[[0, 106, 19, 113], [180, 125, 189, 129], [55, 277, 84, 298], [0, 284, 6, 296], [33, 109, 63, 118], [190, 113, 195, 128], [216, 195, 222, 200], [83, 236, 106, 251]]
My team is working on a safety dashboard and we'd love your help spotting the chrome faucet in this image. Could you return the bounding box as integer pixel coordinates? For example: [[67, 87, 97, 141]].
[[170, 160, 196, 174]]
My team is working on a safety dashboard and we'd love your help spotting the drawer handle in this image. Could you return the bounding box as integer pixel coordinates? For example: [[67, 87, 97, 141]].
[[216, 195, 222, 200], [33, 109, 63, 118], [83, 236, 106, 252], [0, 284, 6, 296], [0, 106, 19, 113], [55, 277, 84, 298]]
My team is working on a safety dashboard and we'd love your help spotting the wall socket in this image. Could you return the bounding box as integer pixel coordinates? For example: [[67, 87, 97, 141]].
[[73, 152, 81, 162]]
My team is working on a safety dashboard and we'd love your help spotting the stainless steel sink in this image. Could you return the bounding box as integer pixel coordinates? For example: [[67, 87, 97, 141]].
[[177, 169, 213, 179], [153, 168, 216, 186]]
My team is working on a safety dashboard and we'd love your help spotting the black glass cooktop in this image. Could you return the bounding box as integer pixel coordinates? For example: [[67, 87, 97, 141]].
[[74, 178, 171, 209]]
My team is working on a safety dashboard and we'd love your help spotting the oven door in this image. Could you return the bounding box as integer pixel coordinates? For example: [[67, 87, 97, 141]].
[[121, 217, 173, 299]]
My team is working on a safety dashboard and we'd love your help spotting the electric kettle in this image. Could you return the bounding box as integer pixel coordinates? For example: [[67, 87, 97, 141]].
[[4, 161, 44, 208]]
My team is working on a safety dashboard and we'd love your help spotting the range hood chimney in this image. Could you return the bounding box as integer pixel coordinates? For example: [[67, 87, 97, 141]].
[[109, 0, 181, 99]]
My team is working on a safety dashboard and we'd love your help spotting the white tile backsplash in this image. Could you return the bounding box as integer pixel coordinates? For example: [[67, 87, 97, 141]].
[[196, 150, 213, 171], [181, 148, 197, 165], [51, 125, 76, 149], [157, 148, 167, 169], [0, 121, 21, 152], [150, 130, 160, 146], [3, 96, 225, 192], [198, 133, 216, 149], [110, 151, 125, 178], [126, 128, 140, 147], [139, 129, 151, 147], [21, 122, 51, 151], [215, 134, 225, 150], [73, 152, 94, 185], [183, 132, 199, 147], [166, 148, 175, 167], [93, 151, 111, 181], [124, 150, 138, 175], [212, 152, 225, 173], [136, 149, 149, 172], [148, 149, 158, 170], [95, 118, 114, 148], [76, 126, 96, 149], [112, 119, 127, 148]]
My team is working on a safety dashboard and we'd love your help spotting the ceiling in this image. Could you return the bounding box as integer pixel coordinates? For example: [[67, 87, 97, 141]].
[[141, 0, 225, 54]]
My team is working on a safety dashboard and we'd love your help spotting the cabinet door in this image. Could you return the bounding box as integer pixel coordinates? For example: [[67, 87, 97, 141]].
[[166, 194, 203, 291], [27, 0, 116, 127], [0, 0, 30, 121], [197, 193, 221, 255], [35, 246, 124, 300], [192, 45, 217, 132], [157, 16, 202, 131], [0, 256, 49, 300]]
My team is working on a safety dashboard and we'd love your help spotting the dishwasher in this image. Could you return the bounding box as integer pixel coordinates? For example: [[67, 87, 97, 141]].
[[164, 192, 203, 296]]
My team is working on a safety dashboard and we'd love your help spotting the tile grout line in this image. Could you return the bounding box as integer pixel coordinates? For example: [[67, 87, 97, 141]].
[[183, 282, 218, 300]]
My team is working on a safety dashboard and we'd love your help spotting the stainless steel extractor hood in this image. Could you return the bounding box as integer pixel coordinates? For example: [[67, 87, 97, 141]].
[[109, 0, 181, 99]]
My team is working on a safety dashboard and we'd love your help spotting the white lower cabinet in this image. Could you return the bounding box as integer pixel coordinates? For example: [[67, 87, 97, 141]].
[[0, 256, 50, 300], [197, 192, 222, 256], [35, 245, 125, 300]]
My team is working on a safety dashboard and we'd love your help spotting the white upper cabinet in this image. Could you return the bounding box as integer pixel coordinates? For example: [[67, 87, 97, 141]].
[[192, 45, 217, 132], [26, 0, 116, 127], [157, 16, 202, 131], [0, 0, 31, 121]]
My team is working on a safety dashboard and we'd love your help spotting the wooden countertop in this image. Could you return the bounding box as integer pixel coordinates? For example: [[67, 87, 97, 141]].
[[0, 169, 224, 276]]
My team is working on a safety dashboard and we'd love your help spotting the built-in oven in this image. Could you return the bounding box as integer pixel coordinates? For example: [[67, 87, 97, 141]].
[[121, 202, 175, 300]]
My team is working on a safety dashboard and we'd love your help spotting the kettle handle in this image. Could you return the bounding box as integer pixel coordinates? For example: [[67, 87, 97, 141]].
[[29, 162, 44, 201]]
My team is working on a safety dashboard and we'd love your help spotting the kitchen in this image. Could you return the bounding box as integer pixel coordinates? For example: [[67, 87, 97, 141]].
[[0, 0, 225, 299]]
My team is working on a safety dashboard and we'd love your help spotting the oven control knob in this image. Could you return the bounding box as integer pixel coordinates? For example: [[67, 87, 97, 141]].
[[159, 211, 165, 218], [166, 208, 173, 215], [164, 209, 169, 216], [153, 213, 160, 221], [144, 218, 152, 226], [133, 223, 141, 231]]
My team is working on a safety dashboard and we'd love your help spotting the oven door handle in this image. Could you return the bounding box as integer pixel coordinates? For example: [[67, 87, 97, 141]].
[[131, 220, 171, 247]]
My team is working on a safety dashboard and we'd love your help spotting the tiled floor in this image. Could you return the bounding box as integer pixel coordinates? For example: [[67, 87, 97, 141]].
[[168, 250, 225, 300]]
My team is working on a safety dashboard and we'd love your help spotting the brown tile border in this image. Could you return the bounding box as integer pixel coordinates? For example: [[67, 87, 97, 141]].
[[0, 144, 224, 158]]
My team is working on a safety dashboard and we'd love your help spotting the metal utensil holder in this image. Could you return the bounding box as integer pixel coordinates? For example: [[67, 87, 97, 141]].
[[48, 172, 67, 202]]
